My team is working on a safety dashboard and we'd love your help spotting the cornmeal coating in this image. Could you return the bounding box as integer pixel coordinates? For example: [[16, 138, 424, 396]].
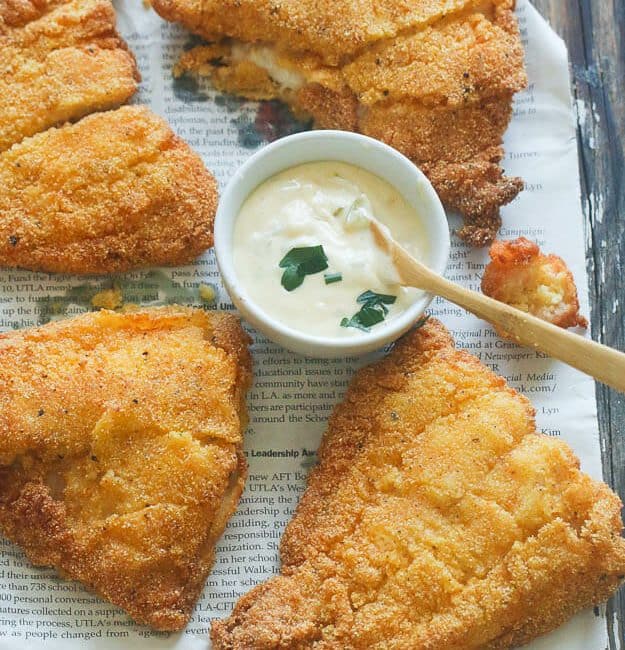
[[0, 307, 252, 630], [482, 237, 588, 330], [153, 0, 527, 246], [0, 105, 217, 274], [0, 0, 139, 152], [212, 319, 625, 649]]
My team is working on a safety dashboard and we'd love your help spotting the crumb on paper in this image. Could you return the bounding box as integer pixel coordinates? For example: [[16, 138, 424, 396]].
[[91, 287, 123, 311], [481, 237, 588, 335], [199, 283, 217, 304]]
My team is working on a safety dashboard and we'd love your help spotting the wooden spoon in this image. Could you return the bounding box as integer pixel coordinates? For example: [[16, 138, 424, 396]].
[[370, 219, 625, 393]]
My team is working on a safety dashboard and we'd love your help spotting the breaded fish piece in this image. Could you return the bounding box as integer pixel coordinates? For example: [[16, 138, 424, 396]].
[[0, 105, 218, 274], [153, 0, 527, 246], [212, 319, 625, 649], [0, 307, 252, 630], [0, 0, 139, 152], [482, 237, 588, 331]]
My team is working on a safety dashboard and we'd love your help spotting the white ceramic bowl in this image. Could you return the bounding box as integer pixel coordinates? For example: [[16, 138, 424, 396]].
[[214, 130, 450, 357]]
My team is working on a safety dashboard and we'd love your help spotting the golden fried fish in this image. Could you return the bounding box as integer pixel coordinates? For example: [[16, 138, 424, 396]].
[[0, 307, 252, 630], [152, 0, 527, 246], [0, 0, 140, 152], [481, 237, 588, 331], [212, 319, 625, 649], [0, 105, 218, 274]]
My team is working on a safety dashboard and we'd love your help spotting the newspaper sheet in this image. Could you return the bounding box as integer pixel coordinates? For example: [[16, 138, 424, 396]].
[[0, 1, 615, 648]]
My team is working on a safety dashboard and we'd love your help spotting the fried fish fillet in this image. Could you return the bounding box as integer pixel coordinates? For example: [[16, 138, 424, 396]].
[[481, 237, 588, 331], [0, 0, 139, 152], [0, 105, 218, 274], [152, 0, 527, 246], [212, 319, 625, 649], [0, 307, 252, 630]]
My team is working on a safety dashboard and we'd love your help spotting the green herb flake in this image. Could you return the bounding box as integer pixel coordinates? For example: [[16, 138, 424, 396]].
[[279, 245, 329, 292], [356, 290, 397, 306], [340, 315, 370, 332], [324, 272, 343, 284], [281, 265, 305, 291], [341, 288, 398, 332], [356, 304, 386, 327], [279, 246, 328, 274]]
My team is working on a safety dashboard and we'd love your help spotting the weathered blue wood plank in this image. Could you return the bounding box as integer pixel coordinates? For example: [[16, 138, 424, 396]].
[[531, 1, 625, 646]]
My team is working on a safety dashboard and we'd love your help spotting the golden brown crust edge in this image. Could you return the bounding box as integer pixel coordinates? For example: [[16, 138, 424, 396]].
[[0, 0, 140, 151], [279, 321, 461, 570], [162, 1, 527, 246], [0, 307, 252, 631], [0, 106, 218, 274], [211, 319, 625, 649]]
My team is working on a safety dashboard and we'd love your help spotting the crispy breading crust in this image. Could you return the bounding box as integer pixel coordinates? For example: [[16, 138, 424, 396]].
[[481, 237, 588, 330], [0, 105, 218, 274], [0, 0, 140, 152], [0, 307, 252, 630], [154, 0, 517, 66], [212, 319, 625, 649], [154, 0, 527, 246]]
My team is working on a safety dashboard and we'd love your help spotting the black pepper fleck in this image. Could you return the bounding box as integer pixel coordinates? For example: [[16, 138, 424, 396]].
[[8, 235, 19, 247], [37, 409, 44, 416]]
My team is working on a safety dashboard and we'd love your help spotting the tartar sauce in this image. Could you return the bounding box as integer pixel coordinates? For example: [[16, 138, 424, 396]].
[[233, 161, 426, 338]]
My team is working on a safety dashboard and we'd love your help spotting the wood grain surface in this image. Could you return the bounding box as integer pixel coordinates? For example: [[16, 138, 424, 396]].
[[530, 1, 625, 647]]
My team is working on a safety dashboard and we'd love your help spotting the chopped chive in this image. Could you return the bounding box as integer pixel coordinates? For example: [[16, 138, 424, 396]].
[[324, 272, 343, 284]]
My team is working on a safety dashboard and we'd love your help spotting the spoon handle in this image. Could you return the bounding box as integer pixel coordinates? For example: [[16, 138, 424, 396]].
[[389, 232, 625, 393]]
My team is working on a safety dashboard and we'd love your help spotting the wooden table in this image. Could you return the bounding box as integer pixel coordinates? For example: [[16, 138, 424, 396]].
[[531, 1, 625, 646]]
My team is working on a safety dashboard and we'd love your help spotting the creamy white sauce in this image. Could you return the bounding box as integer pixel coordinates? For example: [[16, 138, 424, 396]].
[[233, 161, 427, 338], [231, 43, 305, 91]]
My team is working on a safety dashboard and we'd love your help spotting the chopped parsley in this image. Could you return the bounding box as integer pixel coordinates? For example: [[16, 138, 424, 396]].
[[356, 290, 396, 310], [279, 245, 328, 291], [341, 289, 397, 332]]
